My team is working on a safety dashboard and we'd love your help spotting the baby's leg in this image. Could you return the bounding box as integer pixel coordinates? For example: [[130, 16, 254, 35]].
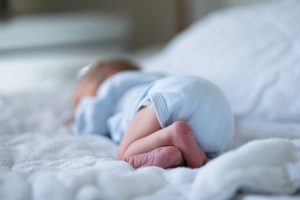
[[119, 106, 208, 168], [118, 107, 185, 168], [118, 106, 161, 159]]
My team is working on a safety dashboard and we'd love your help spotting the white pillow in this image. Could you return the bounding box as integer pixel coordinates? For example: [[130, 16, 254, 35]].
[[142, 0, 300, 123]]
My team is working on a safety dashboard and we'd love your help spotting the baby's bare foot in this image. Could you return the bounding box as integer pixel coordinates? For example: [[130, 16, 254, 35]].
[[125, 146, 184, 169], [168, 121, 208, 168]]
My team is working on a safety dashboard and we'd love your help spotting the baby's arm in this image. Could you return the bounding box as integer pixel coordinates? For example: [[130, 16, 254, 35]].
[[119, 106, 208, 169]]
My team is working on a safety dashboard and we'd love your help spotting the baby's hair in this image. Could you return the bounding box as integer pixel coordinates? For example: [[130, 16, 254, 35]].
[[93, 58, 140, 71], [79, 58, 139, 78], [73, 58, 140, 113]]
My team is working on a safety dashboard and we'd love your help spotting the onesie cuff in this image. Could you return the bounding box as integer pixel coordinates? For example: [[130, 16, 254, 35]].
[[148, 92, 170, 128]]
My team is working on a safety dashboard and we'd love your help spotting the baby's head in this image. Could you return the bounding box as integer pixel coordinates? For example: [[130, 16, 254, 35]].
[[73, 58, 139, 112]]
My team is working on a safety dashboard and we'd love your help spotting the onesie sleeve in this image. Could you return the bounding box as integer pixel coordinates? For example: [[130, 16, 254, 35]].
[[73, 78, 117, 137], [74, 97, 110, 137]]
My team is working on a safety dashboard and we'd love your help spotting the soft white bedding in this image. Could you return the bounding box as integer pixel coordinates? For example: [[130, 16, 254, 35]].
[[0, 87, 299, 200], [1, 0, 300, 199]]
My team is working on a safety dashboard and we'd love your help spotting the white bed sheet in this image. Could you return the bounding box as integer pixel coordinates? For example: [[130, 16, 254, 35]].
[[0, 87, 299, 200]]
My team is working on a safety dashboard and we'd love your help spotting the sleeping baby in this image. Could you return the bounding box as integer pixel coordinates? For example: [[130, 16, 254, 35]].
[[72, 58, 234, 169]]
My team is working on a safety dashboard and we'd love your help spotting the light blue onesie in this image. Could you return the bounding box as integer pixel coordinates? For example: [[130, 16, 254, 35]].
[[74, 71, 234, 158]]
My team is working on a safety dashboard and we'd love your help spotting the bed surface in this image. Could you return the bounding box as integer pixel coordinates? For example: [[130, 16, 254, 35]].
[[0, 87, 299, 200], [1, 0, 300, 199]]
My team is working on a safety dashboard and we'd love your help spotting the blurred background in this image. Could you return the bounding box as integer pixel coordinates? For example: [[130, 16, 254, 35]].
[[0, 0, 261, 94]]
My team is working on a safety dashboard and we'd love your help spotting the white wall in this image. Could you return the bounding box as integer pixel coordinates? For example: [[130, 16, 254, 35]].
[[225, 0, 263, 6], [7, 0, 267, 48], [186, 0, 267, 22], [10, 0, 178, 49], [186, 0, 225, 22]]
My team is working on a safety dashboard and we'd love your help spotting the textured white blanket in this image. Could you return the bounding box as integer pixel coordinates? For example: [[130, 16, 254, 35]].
[[0, 87, 299, 200]]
